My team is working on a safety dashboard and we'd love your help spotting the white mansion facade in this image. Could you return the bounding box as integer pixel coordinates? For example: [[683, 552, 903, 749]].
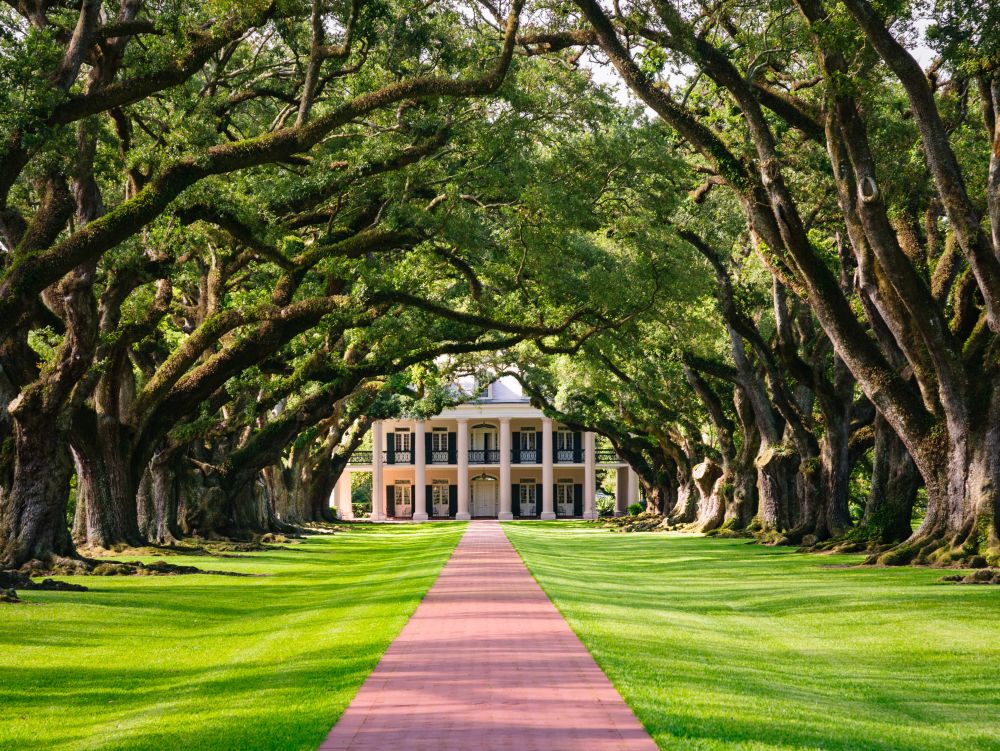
[[333, 380, 639, 520]]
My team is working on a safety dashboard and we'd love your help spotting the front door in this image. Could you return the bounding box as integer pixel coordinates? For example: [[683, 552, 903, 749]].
[[394, 482, 413, 518], [519, 482, 537, 517], [472, 479, 497, 517], [431, 481, 450, 517], [556, 481, 574, 516]]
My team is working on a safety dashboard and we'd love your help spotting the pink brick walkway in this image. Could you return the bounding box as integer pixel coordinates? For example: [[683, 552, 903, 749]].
[[320, 520, 657, 751]]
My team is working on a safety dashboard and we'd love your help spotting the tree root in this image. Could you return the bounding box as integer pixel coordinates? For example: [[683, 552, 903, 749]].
[[0, 569, 89, 603], [865, 530, 999, 568], [86, 560, 259, 576], [595, 512, 667, 533], [700, 518, 752, 538], [16, 555, 260, 579], [941, 569, 1000, 585]]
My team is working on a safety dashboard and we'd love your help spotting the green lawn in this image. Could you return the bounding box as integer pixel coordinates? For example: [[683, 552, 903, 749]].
[[504, 522, 1000, 751], [0, 523, 464, 751]]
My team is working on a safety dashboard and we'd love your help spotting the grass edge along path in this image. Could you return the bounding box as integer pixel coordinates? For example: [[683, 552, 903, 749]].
[[503, 521, 1000, 751], [0, 522, 466, 751]]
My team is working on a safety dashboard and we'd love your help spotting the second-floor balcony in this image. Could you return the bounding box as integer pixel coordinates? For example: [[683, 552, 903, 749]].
[[469, 449, 501, 464], [347, 446, 625, 466]]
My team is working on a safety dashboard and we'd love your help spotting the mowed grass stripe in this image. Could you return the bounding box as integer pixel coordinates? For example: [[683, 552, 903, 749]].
[[0, 522, 465, 751], [504, 521, 1000, 751]]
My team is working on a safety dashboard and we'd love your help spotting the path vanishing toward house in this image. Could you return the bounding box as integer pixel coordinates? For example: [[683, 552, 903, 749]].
[[321, 521, 658, 751]]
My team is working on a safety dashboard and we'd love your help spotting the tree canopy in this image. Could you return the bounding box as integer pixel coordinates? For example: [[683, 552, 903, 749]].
[[1, 0, 998, 570]]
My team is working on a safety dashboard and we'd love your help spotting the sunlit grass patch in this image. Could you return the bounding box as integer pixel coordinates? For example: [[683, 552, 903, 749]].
[[505, 522, 1000, 751], [1, 522, 465, 751]]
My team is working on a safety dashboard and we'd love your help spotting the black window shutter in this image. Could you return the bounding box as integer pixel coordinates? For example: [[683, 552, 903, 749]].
[[448, 432, 457, 463], [448, 484, 458, 517], [386, 485, 395, 516], [386, 432, 395, 464], [425, 432, 432, 460], [425, 485, 433, 516], [574, 483, 583, 516], [573, 431, 583, 463], [511, 484, 520, 516], [511, 432, 520, 464]]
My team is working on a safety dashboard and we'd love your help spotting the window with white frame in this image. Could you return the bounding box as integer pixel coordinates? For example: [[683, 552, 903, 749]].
[[520, 428, 537, 462], [555, 430, 574, 462], [556, 479, 574, 515], [519, 481, 537, 515], [394, 480, 413, 517], [394, 428, 413, 464], [431, 428, 448, 463], [431, 479, 450, 516]]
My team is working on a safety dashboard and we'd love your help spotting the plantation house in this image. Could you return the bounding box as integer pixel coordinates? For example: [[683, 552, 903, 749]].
[[333, 379, 637, 520]]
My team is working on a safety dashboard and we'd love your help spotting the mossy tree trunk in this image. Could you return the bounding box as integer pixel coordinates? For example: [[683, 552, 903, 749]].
[[859, 415, 917, 545], [882, 385, 1000, 566], [70, 421, 142, 549], [0, 263, 97, 568], [0, 411, 76, 567]]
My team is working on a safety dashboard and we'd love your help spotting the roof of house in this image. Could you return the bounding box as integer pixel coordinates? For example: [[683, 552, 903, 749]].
[[478, 377, 529, 404]]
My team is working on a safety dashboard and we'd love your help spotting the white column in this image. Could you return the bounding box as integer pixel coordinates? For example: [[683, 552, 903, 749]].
[[335, 471, 354, 520], [413, 420, 428, 521], [371, 421, 385, 520], [541, 417, 555, 519], [498, 418, 512, 520], [583, 432, 596, 519], [456, 418, 470, 520], [615, 466, 628, 516], [628, 466, 639, 506]]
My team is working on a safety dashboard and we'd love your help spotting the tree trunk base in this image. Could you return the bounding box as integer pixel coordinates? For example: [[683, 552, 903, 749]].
[[871, 531, 999, 568]]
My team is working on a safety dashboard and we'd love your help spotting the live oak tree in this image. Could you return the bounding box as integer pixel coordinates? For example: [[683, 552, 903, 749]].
[[0, 0, 635, 568], [517, 0, 1000, 565], [3, 0, 997, 574]]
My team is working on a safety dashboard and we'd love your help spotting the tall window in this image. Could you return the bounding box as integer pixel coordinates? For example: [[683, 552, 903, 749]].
[[432, 479, 449, 516], [556, 430, 573, 462], [394, 480, 412, 517], [431, 429, 448, 463], [394, 429, 412, 463], [519, 482, 537, 515], [520, 428, 537, 462], [556, 479, 574, 515]]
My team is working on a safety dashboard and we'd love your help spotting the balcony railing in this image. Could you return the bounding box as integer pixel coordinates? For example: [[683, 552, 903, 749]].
[[468, 449, 500, 464], [382, 451, 413, 465], [348, 447, 619, 466]]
